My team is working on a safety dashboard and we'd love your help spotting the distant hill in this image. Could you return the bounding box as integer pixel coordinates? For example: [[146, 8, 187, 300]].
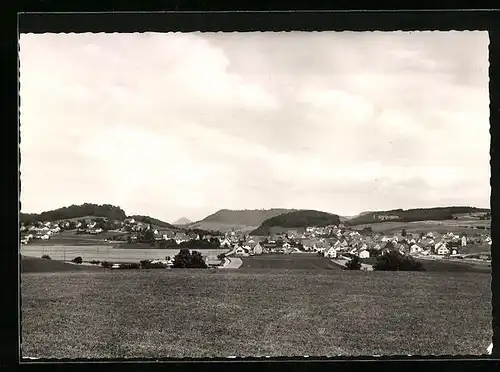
[[20, 203, 127, 224], [250, 210, 341, 236], [173, 217, 192, 226], [188, 208, 295, 233], [128, 215, 178, 230], [346, 206, 490, 226]]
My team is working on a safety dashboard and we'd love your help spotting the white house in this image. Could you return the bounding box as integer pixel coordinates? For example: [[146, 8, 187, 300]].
[[359, 250, 370, 259], [253, 243, 263, 255], [410, 244, 423, 254], [461, 236, 467, 247], [437, 245, 450, 255], [434, 242, 446, 252], [220, 238, 232, 248], [324, 247, 337, 258]]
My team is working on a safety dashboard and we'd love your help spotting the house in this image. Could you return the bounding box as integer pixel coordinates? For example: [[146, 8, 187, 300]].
[[235, 246, 250, 257], [410, 244, 423, 254], [174, 233, 189, 244], [41, 234, 50, 240], [359, 250, 370, 259], [220, 237, 232, 248], [461, 236, 467, 247], [253, 242, 263, 255], [434, 242, 446, 253], [282, 242, 291, 249], [437, 246, 450, 255], [324, 247, 337, 258]]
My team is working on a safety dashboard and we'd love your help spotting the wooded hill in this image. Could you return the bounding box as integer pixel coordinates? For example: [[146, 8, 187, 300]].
[[345, 206, 490, 226], [20, 203, 127, 224], [250, 210, 341, 236]]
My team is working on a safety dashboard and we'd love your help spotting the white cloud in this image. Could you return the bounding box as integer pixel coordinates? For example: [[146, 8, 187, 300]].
[[19, 31, 490, 221]]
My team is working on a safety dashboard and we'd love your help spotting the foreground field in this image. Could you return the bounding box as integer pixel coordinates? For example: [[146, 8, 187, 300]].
[[21, 269, 491, 358], [240, 254, 342, 270]]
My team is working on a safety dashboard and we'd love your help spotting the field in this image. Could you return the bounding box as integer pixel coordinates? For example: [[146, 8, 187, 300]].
[[21, 265, 491, 358], [352, 219, 490, 234], [240, 254, 342, 270], [21, 256, 105, 273], [20, 245, 228, 263]]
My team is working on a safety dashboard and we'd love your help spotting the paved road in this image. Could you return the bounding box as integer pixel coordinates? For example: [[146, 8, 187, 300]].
[[219, 257, 243, 269]]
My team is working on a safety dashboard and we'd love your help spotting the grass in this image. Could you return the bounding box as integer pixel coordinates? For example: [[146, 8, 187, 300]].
[[414, 258, 490, 273], [240, 254, 342, 270], [21, 268, 491, 358], [21, 256, 105, 273], [353, 220, 490, 234]]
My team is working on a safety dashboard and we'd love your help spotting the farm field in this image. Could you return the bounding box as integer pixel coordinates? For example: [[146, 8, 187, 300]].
[[414, 257, 490, 273], [352, 219, 490, 234], [240, 254, 342, 270], [21, 268, 491, 358], [20, 245, 228, 263], [359, 256, 491, 273], [20, 256, 105, 273]]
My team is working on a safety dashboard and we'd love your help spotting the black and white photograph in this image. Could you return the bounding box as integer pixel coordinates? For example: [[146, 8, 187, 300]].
[[19, 30, 492, 358]]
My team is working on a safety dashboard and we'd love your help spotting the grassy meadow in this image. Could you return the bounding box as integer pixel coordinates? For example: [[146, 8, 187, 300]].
[[21, 267, 491, 359]]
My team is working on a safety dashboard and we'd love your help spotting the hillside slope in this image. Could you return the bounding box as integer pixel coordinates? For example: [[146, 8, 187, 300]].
[[189, 208, 295, 232], [20, 203, 127, 224], [173, 217, 192, 226], [128, 215, 177, 229], [250, 210, 341, 236], [346, 206, 490, 226]]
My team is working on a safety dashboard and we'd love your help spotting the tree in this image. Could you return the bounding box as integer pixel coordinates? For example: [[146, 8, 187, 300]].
[[127, 235, 132, 244], [172, 248, 207, 268], [159, 239, 167, 249], [72, 256, 83, 264], [345, 256, 362, 270], [373, 250, 425, 271], [402, 228, 407, 237]]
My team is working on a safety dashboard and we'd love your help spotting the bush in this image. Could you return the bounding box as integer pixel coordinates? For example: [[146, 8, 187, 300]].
[[72, 256, 83, 264], [140, 260, 167, 269], [345, 256, 362, 270], [217, 253, 226, 260], [41, 254, 51, 260], [172, 248, 208, 269], [373, 250, 425, 271], [101, 261, 112, 268], [90, 260, 100, 265], [119, 263, 140, 270]]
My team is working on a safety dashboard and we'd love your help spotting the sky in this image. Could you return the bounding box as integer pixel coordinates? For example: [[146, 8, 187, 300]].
[[19, 31, 490, 223]]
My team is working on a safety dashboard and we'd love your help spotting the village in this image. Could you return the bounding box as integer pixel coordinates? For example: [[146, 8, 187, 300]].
[[20, 216, 492, 264]]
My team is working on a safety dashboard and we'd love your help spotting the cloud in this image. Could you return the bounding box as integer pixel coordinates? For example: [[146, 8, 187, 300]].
[[19, 31, 490, 221]]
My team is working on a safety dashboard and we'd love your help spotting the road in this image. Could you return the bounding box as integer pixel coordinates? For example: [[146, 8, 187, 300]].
[[219, 257, 243, 269]]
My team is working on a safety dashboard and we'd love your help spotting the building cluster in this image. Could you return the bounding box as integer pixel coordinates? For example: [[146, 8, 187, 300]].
[[20, 217, 492, 262], [221, 225, 492, 259]]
